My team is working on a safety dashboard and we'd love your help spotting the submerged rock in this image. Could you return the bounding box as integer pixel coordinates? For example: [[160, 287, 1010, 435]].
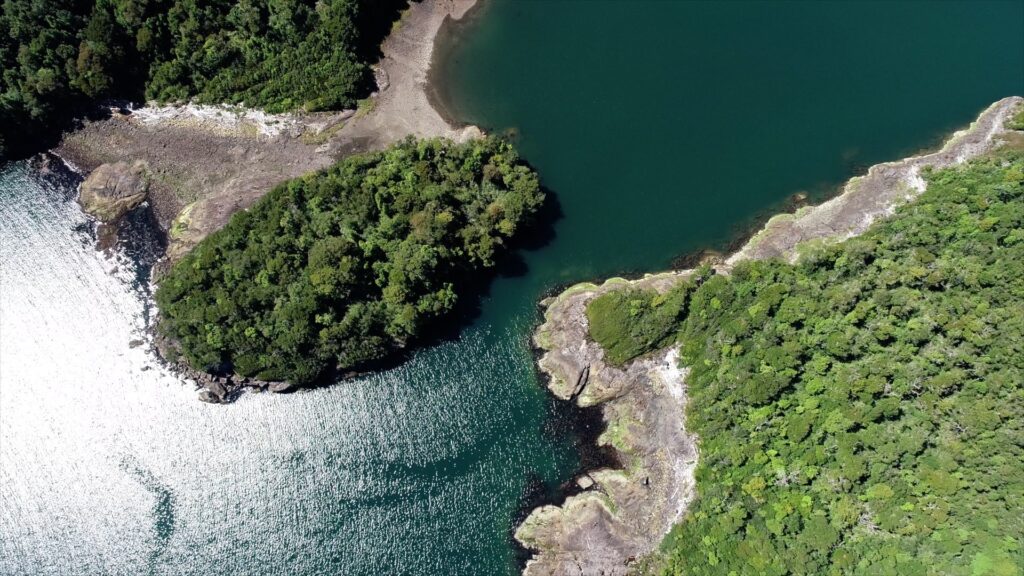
[[78, 160, 151, 223]]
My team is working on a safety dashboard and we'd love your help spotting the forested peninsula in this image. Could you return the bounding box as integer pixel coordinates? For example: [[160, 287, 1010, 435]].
[[519, 99, 1024, 575], [2, 0, 494, 394], [631, 145, 1023, 575], [156, 136, 543, 388], [0, 0, 406, 159]]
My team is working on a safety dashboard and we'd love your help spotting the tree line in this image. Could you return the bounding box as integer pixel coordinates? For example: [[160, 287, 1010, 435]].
[[0, 0, 407, 159], [589, 143, 1024, 575]]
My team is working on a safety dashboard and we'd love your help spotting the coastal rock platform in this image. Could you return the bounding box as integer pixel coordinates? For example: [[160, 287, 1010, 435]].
[[518, 96, 1022, 574], [77, 160, 150, 223], [56, 0, 480, 261]]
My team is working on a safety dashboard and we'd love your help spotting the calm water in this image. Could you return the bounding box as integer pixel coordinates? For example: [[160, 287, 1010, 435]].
[[2, 1, 1023, 574], [437, 0, 1024, 285]]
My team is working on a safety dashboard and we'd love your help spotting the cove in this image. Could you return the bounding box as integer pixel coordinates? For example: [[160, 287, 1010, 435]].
[[1, 2, 1022, 575], [436, 0, 1024, 286]]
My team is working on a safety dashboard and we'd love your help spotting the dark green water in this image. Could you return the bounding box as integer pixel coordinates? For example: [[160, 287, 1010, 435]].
[[439, 0, 1024, 287], [1, 2, 1022, 575]]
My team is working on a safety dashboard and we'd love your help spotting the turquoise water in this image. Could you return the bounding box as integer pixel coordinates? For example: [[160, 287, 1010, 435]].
[[2, 2, 1023, 574]]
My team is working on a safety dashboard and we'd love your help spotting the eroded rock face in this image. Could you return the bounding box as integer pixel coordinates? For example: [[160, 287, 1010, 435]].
[[78, 160, 150, 223]]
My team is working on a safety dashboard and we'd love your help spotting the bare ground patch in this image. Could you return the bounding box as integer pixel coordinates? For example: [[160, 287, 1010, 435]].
[[55, 0, 481, 261]]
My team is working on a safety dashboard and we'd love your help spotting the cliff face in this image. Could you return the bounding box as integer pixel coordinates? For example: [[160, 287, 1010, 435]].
[[518, 96, 1023, 575]]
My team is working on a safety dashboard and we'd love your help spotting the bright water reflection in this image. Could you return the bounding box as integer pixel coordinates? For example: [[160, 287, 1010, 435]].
[[0, 163, 571, 575]]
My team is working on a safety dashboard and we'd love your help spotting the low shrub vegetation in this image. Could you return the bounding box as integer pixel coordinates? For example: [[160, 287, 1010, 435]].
[[586, 283, 691, 365]]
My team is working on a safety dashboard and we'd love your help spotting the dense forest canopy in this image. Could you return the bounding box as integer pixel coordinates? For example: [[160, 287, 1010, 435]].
[[586, 283, 692, 366], [155, 137, 544, 385], [0, 0, 406, 159], [589, 146, 1024, 574]]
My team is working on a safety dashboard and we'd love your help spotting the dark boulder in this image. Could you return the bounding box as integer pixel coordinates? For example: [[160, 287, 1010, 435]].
[[198, 390, 221, 404]]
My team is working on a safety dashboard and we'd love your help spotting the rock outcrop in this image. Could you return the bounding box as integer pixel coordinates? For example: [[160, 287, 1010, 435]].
[[518, 97, 1023, 575], [77, 160, 151, 223], [518, 279, 697, 576]]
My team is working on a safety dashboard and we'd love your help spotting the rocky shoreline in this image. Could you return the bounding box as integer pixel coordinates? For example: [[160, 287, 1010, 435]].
[[58, 0, 480, 260], [51, 0, 481, 403], [516, 96, 1023, 574]]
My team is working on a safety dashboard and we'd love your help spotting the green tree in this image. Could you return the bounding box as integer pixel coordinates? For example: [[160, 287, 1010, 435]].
[[155, 137, 545, 385], [590, 146, 1024, 575]]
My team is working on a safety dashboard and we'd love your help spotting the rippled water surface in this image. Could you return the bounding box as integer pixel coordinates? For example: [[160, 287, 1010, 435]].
[[0, 165, 576, 574], [3, 1, 1024, 574]]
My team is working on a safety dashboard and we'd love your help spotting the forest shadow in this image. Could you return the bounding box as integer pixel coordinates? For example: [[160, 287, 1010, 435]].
[[4, 102, 124, 163], [356, 0, 413, 62], [294, 185, 565, 391], [2, 1, 415, 163]]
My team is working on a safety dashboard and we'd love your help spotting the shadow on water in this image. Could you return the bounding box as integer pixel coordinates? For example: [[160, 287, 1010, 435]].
[[48, 151, 561, 400], [507, 384, 624, 568], [666, 176, 831, 272], [295, 184, 566, 392], [425, 0, 491, 131], [116, 203, 169, 326], [505, 319, 625, 570], [667, 126, 971, 274], [28, 153, 83, 202], [27, 153, 171, 344], [32, 115, 588, 572], [4, 103, 124, 164], [409, 183, 563, 338], [117, 203, 167, 281]]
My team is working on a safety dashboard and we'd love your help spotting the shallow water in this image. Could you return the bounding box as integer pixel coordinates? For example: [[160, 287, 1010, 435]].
[[2, 1, 1023, 574]]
